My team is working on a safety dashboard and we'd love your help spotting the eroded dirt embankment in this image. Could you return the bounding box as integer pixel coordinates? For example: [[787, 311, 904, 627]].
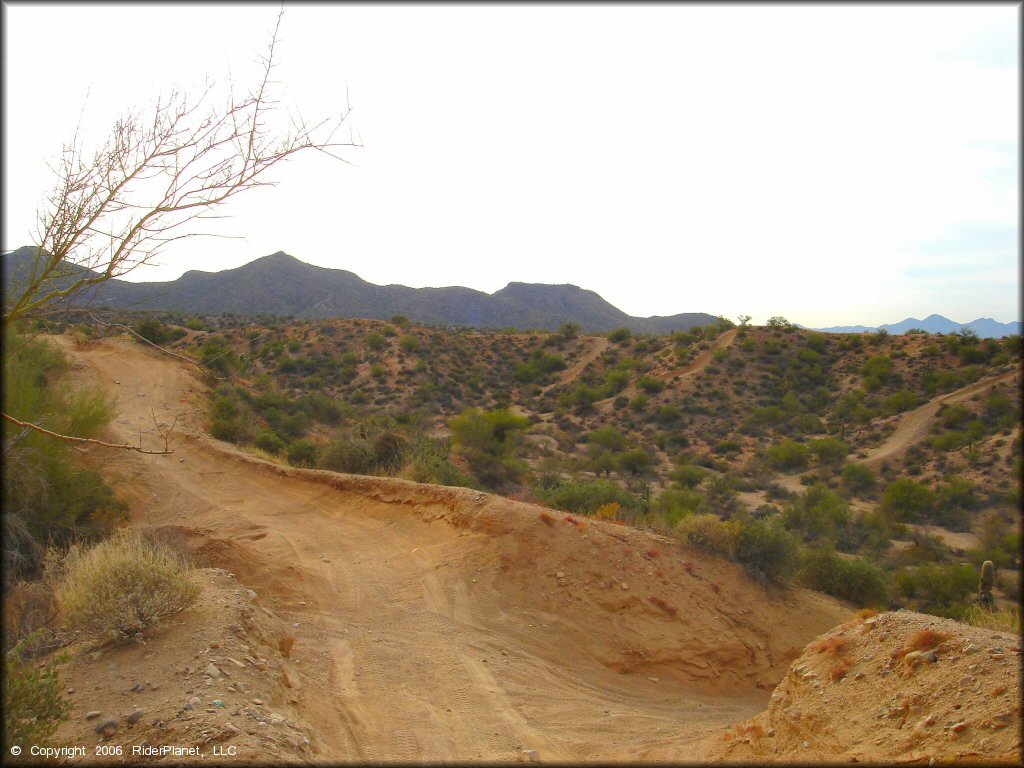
[[54, 335, 851, 762]]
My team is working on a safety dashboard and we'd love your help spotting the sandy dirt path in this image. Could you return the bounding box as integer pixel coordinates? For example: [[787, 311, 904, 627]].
[[595, 329, 738, 413], [57, 335, 849, 762]]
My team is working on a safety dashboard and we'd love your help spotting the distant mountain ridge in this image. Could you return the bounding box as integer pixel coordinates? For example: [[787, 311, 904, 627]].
[[2, 247, 716, 334], [811, 314, 1021, 339]]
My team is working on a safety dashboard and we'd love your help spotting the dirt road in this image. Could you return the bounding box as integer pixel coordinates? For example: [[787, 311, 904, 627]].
[[58, 336, 849, 762]]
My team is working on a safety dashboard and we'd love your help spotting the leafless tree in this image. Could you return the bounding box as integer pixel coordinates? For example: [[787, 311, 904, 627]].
[[4, 8, 359, 330], [2, 9, 358, 454]]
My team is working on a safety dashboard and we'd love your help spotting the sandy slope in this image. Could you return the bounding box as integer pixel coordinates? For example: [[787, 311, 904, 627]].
[[53, 335, 851, 763], [708, 611, 1021, 763]]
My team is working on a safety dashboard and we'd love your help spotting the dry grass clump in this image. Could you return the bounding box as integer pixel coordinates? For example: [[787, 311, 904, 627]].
[[891, 628, 951, 661], [810, 635, 849, 656], [538, 511, 556, 527], [960, 604, 1020, 633], [856, 607, 878, 620], [55, 531, 199, 644]]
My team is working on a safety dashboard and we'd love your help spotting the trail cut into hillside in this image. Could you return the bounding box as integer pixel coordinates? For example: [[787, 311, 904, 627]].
[[860, 369, 1018, 468], [595, 328, 739, 413], [50, 335, 852, 763]]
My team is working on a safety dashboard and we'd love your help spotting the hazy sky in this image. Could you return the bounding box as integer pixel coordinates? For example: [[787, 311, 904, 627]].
[[2, 3, 1019, 327]]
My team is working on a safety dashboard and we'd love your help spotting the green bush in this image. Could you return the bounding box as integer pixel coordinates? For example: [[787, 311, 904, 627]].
[[808, 437, 849, 465], [798, 548, 888, 606], [784, 485, 850, 544], [286, 438, 321, 468], [321, 439, 374, 474], [733, 518, 801, 584], [638, 376, 664, 394], [608, 327, 632, 344], [880, 478, 936, 523], [841, 463, 877, 496], [765, 438, 810, 471], [670, 464, 707, 488], [254, 428, 286, 455], [542, 479, 640, 516], [653, 488, 704, 527], [3, 638, 70, 747], [893, 563, 977, 615]]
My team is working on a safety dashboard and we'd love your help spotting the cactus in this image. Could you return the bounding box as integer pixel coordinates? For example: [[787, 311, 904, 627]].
[[980, 560, 995, 590]]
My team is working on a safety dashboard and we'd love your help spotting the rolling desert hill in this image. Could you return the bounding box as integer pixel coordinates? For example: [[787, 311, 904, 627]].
[[2, 246, 716, 333]]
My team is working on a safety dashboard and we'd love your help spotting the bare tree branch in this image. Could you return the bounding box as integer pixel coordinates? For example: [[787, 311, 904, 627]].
[[1, 412, 173, 455], [5, 6, 359, 330]]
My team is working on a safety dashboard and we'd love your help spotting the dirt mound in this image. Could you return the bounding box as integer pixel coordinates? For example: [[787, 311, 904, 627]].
[[52, 335, 856, 761], [53, 568, 316, 763], [708, 610, 1022, 763]]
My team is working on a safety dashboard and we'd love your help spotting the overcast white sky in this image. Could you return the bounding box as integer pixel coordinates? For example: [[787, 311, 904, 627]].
[[2, 3, 1019, 327]]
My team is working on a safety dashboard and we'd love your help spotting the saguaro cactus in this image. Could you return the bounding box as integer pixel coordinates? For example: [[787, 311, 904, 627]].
[[979, 560, 995, 609]]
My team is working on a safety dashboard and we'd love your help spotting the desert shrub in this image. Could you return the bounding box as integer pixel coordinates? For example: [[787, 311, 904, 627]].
[[799, 548, 888, 606], [670, 464, 707, 488], [365, 332, 386, 351], [841, 463, 877, 496], [883, 390, 919, 415], [542, 479, 640, 516], [3, 332, 126, 576], [321, 439, 373, 474], [617, 448, 653, 476], [732, 518, 801, 584], [880, 478, 936, 523], [3, 636, 70, 747], [808, 437, 849, 466], [638, 376, 664, 394], [608, 327, 632, 344], [254, 428, 286, 455], [134, 318, 185, 345], [653, 488, 704, 527], [450, 407, 530, 489], [861, 354, 892, 391], [286, 438, 320, 468], [783, 485, 850, 544], [892, 563, 977, 615], [674, 513, 734, 556], [56, 532, 199, 643], [764, 438, 810, 471]]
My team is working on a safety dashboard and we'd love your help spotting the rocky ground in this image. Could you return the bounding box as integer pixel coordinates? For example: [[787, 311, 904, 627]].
[[707, 610, 1022, 764]]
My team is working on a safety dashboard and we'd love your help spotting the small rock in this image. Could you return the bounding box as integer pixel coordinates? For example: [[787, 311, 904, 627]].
[[621, 583, 628, 590], [951, 722, 968, 733], [246, 590, 258, 600], [964, 643, 980, 655], [95, 718, 118, 738], [556, 572, 565, 579], [523, 749, 540, 762], [131, 682, 146, 692], [205, 663, 222, 679], [66, 687, 75, 694], [189, 696, 201, 707], [85, 711, 102, 720], [921, 651, 938, 664], [802, 741, 810, 749], [126, 709, 144, 725], [959, 675, 975, 689]]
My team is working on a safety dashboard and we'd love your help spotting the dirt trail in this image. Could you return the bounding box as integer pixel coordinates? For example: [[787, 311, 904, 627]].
[[860, 368, 1018, 468], [57, 336, 850, 762], [541, 336, 611, 394], [595, 329, 738, 413]]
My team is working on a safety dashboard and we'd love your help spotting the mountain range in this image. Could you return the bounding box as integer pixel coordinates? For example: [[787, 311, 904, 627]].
[[2, 247, 716, 334], [811, 314, 1021, 339]]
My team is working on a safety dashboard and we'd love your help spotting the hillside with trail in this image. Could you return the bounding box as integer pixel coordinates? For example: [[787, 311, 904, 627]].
[[49, 335, 856, 762]]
